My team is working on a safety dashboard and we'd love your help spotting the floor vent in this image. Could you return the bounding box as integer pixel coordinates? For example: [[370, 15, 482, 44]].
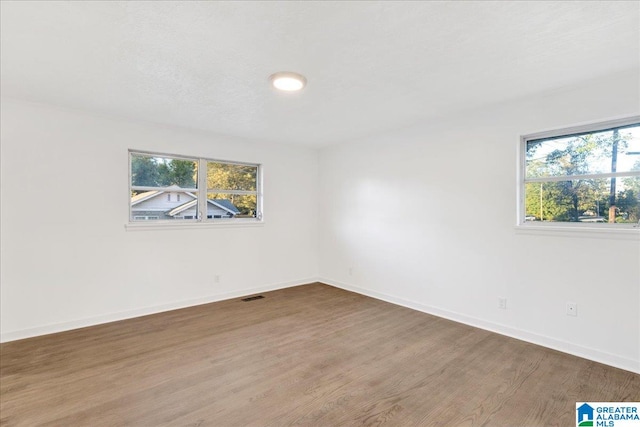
[[241, 295, 265, 302]]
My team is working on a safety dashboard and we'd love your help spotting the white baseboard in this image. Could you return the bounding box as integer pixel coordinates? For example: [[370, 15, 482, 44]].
[[321, 278, 640, 375], [0, 278, 320, 343], [4, 277, 638, 375]]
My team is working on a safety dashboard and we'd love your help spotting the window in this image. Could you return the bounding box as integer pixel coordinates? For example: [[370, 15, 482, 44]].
[[133, 215, 159, 221], [207, 161, 259, 219], [129, 151, 262, 224], [520, 117, 640, 228]]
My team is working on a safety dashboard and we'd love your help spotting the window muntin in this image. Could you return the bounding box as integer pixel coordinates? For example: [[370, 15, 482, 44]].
[[521, 119, 640, 226], [129, 152, 261, 224]]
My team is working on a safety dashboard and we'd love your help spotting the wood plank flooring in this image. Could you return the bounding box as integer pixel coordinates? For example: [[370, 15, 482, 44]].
[[1, 283, 639, 426]]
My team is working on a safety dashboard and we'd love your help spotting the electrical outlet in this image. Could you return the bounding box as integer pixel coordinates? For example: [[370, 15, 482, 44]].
[[498, 297, 507, 309], [348, 267, 353, 276], [214, 275, 220, 283], [566, 302, 577, 316]]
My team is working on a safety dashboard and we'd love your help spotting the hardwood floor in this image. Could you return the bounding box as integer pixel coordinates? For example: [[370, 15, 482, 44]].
[[1, 283, 638, 426]]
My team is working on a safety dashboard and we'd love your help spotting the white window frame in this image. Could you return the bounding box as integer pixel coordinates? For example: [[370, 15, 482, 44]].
[[127, 150, 263, 230], [518, 116, 640, 234]]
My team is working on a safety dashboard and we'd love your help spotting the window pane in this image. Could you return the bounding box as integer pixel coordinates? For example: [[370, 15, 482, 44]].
[[207, 193, 257, 218], [131, 154, 197, 188], [524, 178, 640, 223], [526, 124, 640, 178], [130, 154, 199, 221], [207, 162, 257, 191]]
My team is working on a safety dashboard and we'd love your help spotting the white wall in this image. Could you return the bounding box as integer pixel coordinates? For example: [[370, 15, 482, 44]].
[[319, 69, 640, 373], [0, 99, 319, 341]]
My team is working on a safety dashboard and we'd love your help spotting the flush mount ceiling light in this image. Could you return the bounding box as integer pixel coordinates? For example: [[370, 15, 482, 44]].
[[269, 72, 307, 92]]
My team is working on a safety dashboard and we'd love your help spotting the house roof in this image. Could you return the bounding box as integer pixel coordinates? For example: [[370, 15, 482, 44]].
[[130, 190, 160, 205], [131, 187, 240, 216], [167, 199, 198, 216], [131, 185, 195, 207], [166, 198, 240, 216], [210, 199, 240, 214]]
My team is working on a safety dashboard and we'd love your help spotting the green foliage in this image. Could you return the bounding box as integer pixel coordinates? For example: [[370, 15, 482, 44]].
[[525, 182, 572, 221], [131, 156, 196, 188], [616, 185, 639, 222], [160, 159, 196, 187], [207, 163, 256, 191], [131, 156, 160, 187]]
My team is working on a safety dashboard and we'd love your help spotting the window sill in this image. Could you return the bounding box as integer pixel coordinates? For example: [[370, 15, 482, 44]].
[[125, 220, 265, 231], [515, 223, 640, 240]]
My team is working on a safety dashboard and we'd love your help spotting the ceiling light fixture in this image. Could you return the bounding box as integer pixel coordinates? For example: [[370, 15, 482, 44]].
[[269, 72, 307, 92]]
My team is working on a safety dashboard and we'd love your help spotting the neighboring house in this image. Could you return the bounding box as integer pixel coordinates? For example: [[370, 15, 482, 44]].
[[131, 185, 240, 220]]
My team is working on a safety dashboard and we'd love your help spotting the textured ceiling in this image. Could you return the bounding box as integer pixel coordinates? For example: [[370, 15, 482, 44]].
[[1, 1, 638, 147]]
